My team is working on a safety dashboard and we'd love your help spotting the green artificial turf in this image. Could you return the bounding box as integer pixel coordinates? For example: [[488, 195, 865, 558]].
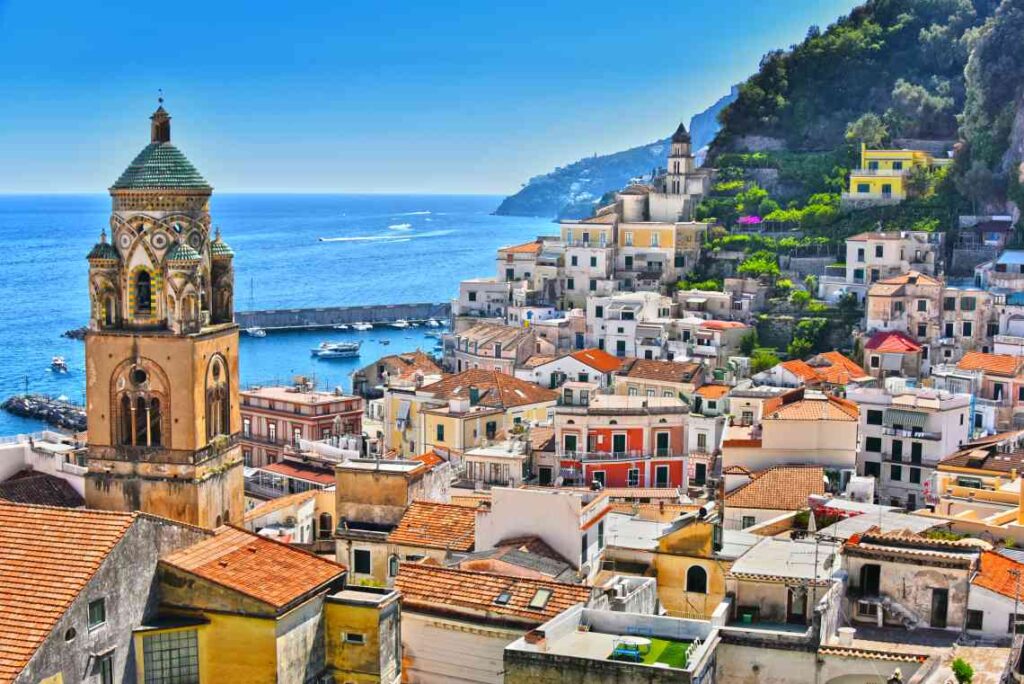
[[641, 638, 691, 668]]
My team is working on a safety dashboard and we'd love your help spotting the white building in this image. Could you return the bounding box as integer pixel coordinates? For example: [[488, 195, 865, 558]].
[[586, 291, 672, 358], [0, 431, 87, 497], [848, 386, 971, 510]]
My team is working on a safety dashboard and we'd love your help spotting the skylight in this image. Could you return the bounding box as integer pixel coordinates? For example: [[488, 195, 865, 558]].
[[527, 588, 552, 610], [494, 591, 512, 605]]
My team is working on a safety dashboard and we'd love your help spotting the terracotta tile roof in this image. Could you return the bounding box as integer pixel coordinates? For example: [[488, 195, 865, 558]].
[[811, 352, 871, 384], [529, 426, 555, 452], [386, 501, 477, 552], [725, 466, 825, 510], [420, 369, 558, 409], [521, 354, 557, 369], [696, 384, 730, 399], [973, 550, 1024, 599], [570, 348, 623, 374], [395, 564, 592, 626], [456, 322, 533, 349], [412, 449, 446, 470], [451, 492, 491, 507], [0, 503, 137, 681], [780, 359, 820, 382], [580, 212, 618, 224], [161, 526, 345, 611], [602, 487, 681, 500], [260, 460, 336, 486], [619, 358, 702, 384], [957, 351, 1024, 377], [817, 647, 928, 664], [939, 437, 1024, 473], [872, 270, 941, 287], [764, 393, 859, 422], [376, 350, 442, 381], [864, 330, 922, 353], [500, 240, 543, 255], [701, 320, 747, 330], [243, 490, 318, 523], [0, 472, 84, 508]]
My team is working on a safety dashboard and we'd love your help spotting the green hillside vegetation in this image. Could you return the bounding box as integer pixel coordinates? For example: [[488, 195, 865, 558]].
[[713, 0, 999, 152]]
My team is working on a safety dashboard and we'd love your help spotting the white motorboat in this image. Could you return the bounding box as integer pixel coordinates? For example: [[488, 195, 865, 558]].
[[352, 322, 373, 331], [311, 341, 361, 359], [333, 324, 350, 331], [426, 319, 441, 328], [391, 319, 410, 329], [245, 327, 267, 338], [51, 356, 68, 373]]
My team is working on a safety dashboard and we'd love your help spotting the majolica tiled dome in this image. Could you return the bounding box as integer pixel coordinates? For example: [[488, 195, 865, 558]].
[[166, 241, 202, 263], [110, 105, 211, 191], [87, 230, 120, 261]]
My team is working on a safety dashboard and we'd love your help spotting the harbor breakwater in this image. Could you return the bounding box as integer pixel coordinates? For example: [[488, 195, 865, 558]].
[[235, 301, 451, 331]]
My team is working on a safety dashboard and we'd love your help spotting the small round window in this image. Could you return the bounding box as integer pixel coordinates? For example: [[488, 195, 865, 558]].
[[132, 368, 148, 385], [64, 628, 76, 641]]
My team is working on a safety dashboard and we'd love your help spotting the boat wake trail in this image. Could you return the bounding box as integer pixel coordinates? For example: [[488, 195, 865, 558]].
[[319, 229, 453, 243], [387, 223, 413, 231]]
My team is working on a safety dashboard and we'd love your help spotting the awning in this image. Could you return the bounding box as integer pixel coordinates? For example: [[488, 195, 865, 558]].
[[884, 408, 927, 429], [881, 354, 903, 371], [684, 297, 708, 304]]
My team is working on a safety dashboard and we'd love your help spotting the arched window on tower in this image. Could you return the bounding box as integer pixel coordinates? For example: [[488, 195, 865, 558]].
[[104, 295, 116, 327], [206, 357, 230, 440], [120, 395, 132, 445], [135, 271, 152, 317], [686, 565, 708, 594]]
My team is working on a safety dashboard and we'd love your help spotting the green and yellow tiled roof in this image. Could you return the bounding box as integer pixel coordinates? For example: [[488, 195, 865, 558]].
[[166, 242, 202, 263], [210, 235, 234, 258], [111, 142, 211, 190], [87, 241, 120, 261]]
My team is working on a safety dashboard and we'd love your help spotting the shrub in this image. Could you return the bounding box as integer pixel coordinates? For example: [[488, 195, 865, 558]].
[[750, 348, 780, 373], [951, 658, 973, 684]]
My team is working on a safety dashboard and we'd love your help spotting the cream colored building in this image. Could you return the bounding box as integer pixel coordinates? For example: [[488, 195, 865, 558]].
[[722, 389, 860, 473]]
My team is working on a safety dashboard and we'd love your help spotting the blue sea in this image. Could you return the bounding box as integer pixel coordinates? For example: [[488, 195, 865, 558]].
[[0, 194, 551, 434]]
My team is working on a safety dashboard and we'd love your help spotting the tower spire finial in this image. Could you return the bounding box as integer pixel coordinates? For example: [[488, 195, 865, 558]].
[[150, 94, 171, 144], [158, 88, 164, 106]]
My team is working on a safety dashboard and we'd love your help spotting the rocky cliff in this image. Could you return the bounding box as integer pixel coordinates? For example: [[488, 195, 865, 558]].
[[494, 87, 738, 219]]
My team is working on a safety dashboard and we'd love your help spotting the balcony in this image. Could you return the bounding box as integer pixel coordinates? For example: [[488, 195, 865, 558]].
[[850, 168, 907, 177], [558, 450, 683, 462], [692, 344, 719, 357], [882, 426, 942, 441]]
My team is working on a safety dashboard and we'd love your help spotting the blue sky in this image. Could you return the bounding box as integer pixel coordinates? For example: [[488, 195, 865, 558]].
[[0, 0, 860, 194]]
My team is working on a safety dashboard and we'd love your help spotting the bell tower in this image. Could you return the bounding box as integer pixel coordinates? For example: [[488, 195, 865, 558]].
[[84, 102, 243, 529], [666, 122, 694, 196]]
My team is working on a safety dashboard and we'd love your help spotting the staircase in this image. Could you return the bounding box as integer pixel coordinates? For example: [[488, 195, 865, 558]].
[[879, 595, 921, 630]]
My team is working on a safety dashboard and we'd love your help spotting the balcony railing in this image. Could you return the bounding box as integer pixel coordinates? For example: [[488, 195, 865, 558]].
[[850, 168, 907, 177], [692, 344, 719, 357], [558, 449, 683, 461], [882, 426, 942, 441]]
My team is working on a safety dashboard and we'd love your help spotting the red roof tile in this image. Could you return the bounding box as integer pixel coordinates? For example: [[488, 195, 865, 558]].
[[701, 320, 747, 330], [387, 501, 477, 551], [500, 240, 543, 255], [412, 450, 446, 470], [957, 351, 1024, 377], [162, 526, 345, 611], [696, 384, 730, 399], [260, 460, 336, 486], [974, 551, 1024, 599], [864, 330, 922, 353], [725, 466, 825, 510], [619, 358, 702, 384], [395, 564, 591, 626], [0, 503, 137, 682], [570, 348, 623, 374], [420, 369, 558, 409]]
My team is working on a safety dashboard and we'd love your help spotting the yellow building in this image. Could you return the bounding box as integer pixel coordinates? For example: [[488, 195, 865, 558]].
[[384, 369, 557, 459], [846, 143, 951, 202], [605, 507, 758, 619], [84, 104, 243, 529], [139, 526, 402, 684]]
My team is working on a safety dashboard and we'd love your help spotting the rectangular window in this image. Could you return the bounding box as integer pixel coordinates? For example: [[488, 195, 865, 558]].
[[870, 355, 880, 368], [966, 610, 984, 631], [911, 442, 922, 463], [944, 322, 954, 337], [1010, 614, 1024, 633], [468, 291, 477, 301], [353, 549, 372, 574], [961, 297, 976, 311], [891, 439, 903, 460], [436, 424, 444, 442], [143, 629, 199, 684], [741, 516, 756, 529], [943, 297, 956, 311], [890, 464, 902, 481], [962, 321, 973, 337], [857, 248, 865, 262], [242, 417, 251, 437], [616, 340, 626, 356], [627, 468, 640, 487], [917, 324, 927, 337], [910, 467, 921, 484], [98, 652, 114, 684], [597, 520, 605, 549], [589, 279, 597, 291], [917, 299, 927, 312], [344, 632, 366, 644], [867, 410, 883, 426], [857, 183, 870, 194], [864, 461, 881, 478], [88, 598, 106, 629], [875, 245, 884, 258], [595, 306, 604, 318], [590, 256, 597, 267], [696, 433, 707, 450], [567, 278, 575, 290], [865, 436, 882, 453], [625, 232, 633, 246], [892, 161, 903, 170], [571, 255, 578, 266]]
